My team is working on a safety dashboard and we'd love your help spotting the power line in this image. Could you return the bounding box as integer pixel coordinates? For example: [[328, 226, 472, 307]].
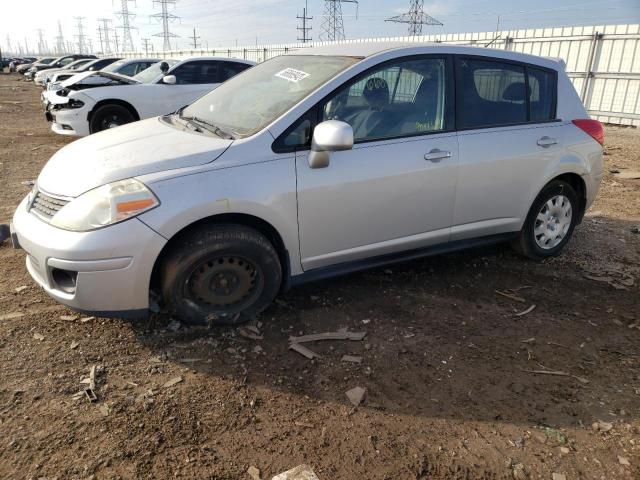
[[386, 0, 443, 36], [74, 17, 88, 54], [115, 0, 137, 52], [297, 0, 313, 43], [97, 18, 114, 54], [55, 21, 66, 54], [320, 0, 358, 41], [141, 37, 153, 56], [190, 28, 200, 49], [151, 0, 180, 51]]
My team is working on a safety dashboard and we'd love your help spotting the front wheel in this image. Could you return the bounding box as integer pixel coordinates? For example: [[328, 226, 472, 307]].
[[512, 180, 579, 260], [160, 224, 282, 326], [89, 104, 136, 133]]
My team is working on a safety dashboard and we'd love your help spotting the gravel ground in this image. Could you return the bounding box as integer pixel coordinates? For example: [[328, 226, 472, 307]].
[[0, 73, 639, 480]]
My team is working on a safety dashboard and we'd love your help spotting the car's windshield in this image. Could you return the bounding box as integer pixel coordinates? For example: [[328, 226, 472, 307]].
[[65, 59, 90, 70], [38, 58, 55, 65], [181, 55, 360, 138], [133, 60, 178, 83], [102, 60, 128, 73]]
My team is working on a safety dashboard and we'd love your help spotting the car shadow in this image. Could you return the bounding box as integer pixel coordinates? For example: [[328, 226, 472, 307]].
[[130, 217, 639, 429]]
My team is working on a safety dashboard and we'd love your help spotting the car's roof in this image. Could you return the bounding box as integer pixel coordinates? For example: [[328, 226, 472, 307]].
[[291, 41, 563, 69], [175, 56, 256, 65]]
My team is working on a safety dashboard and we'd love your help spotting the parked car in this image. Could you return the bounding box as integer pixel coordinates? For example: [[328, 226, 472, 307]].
[[25, 54, 97, 80], [19, 57, 55, 75], [9, 57, 37, 72], [44, 57, 122, 87], [11, 43, 604, 324], [43, 57, 255, 136], [34, 58, 94, 85], [45, 58, 157, 92]]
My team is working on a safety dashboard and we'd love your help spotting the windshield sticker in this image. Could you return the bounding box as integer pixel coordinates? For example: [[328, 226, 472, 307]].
[[275, 68, 310, 83]]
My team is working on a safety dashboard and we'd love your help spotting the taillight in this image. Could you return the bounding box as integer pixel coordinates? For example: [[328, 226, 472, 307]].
[[572, 119, 604, 146]]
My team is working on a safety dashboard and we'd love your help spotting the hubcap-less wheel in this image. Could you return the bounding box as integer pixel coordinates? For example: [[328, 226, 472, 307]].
[[186, 256, 263, 311], [103, 114, 124, 130], [534, 194, 572, 249]]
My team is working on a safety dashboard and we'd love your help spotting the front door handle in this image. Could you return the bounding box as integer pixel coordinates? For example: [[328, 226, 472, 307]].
[[424, 149, 451, 162], [537, 136, 558, 148]]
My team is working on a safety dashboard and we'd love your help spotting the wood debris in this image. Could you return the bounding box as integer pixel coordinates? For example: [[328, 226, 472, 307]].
[[14, 285, 28, 293], [239, 328, 264, 340], [162, 376, 183, 388], [272, 464, 320, 480], [345, 386, 366, 407], [341, 355, 362, 364], [495, 290, 526, 303], [33, 333, 45, 341], [515, 305, 536, 317], [0, 312, 25, 321], [247, 465, 261, 480], [289, 331, 367, 343], [80, 316, 95, 323], [59, 315, 78, 322], [522, 369, 589, 384], [289, 343, 320, 359]]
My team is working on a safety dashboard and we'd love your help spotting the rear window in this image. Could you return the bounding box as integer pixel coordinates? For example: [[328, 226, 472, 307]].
[[456, 57, 556, 129]]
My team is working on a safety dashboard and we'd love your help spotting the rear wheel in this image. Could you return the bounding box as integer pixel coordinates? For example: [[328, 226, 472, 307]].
[[160, 224, 282, 326], [89, 104, 135, 133], [512, 180, 579, 259]]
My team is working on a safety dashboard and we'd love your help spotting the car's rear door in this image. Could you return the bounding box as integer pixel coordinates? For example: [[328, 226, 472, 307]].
[[452, 56, 563, 241], [294, 55, 459, 271]]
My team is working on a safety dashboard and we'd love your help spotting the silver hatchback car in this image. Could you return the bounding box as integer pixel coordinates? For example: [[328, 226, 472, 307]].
[[12, 42, 604, 325]]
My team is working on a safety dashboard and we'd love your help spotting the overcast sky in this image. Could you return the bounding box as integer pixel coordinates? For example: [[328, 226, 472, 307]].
[[1, 0, 640, 55]]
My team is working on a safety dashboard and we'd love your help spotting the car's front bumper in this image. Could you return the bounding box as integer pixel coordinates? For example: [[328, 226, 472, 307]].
[[47, 105, 91, 137], [12, 196, 167, 317]]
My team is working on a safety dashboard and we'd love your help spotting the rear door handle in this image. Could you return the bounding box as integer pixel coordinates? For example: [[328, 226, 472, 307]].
[[537, 136, 558, 148], [424, 149, 451, 162]]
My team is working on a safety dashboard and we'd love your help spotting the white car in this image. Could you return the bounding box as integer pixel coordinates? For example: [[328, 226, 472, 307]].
[[43, 57, 255, 136], [45, 58, 158, 92], [34, 59, 94, 86], [12, 43, 604, 323]]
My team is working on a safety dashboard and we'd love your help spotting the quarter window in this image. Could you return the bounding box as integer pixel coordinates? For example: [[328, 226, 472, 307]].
[[528, 67, 555, 122], [321, 58, 447, 142]]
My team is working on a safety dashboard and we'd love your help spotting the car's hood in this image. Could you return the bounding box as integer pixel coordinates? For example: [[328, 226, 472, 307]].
[[60, 71, 139, 88], [37, 117, 233, 197]]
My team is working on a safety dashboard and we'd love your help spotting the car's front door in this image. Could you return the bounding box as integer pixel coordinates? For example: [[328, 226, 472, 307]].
[[295, 56, 458, 271]]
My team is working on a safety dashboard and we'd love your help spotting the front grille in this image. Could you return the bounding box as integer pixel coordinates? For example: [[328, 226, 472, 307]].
[[30, 191, 69, 220]]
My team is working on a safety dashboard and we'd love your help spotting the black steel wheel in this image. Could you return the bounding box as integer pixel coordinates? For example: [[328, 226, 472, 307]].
[[89, 104, 135, 133]]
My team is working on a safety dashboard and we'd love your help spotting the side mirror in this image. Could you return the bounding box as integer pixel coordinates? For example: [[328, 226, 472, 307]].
[[162, 75, 177, 85], [308, 120, 354, 169]]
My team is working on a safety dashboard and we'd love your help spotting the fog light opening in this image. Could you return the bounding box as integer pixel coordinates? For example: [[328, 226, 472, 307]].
[[51, 268, 77, 294]]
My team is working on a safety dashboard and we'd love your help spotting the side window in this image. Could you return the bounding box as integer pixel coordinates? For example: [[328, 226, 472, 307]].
[[198, 61, 220, 84], [321, 57, 447, 142], [219, 62, 252, 82], [170, 62, 201, 84], [118, 63, 138, 77], [528, 67, 555, 122], [456, 58, 526, 128]]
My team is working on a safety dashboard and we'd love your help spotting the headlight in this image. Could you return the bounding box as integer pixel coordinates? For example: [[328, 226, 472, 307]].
[[50, 178, 159, 232]]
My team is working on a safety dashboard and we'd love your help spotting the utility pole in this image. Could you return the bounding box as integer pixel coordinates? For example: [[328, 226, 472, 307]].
[[97, 18, 113, 54], [36, 29, 46, 55], [190, 28, 200, 49], [320, 0, 358, 42], [151, 0, 180, 51], [386, 0, 442, 36], [141, 37, 152, 56], [74, 17, 88, 54], [115, 0, 137, 52], [55, 21, 66, 54], [297, 0, 313, 43]]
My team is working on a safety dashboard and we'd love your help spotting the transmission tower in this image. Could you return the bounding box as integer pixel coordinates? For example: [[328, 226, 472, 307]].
[[297, 0, 313, 43], [151, 0, 180, 51], [87, 37, 94, 54], [385, 0, 442, 36], [74, 17, 88, 54], [190, 28, 200, 49], [320, 0, 358, 42], [36, 29, 46, 55], [55, 21, 66, 54], [6, 35, 12, 55], [24, 37, 30, 55], [115, 0, 137, 52], [97, 18, 114, 54], [141, 38, 152, 55]]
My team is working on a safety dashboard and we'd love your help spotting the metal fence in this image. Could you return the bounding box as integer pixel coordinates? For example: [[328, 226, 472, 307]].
[[118, 23, 640, 126]]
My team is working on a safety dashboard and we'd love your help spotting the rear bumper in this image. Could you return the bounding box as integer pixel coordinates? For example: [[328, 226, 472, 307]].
[[12, 196, 167, 315]]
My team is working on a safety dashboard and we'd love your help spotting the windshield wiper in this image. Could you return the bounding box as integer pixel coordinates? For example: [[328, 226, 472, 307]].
[[176, 108, 235, 140]]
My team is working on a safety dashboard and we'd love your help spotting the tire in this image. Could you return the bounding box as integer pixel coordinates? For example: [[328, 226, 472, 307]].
[[89, 104, 136, 133], [160, 224, 282, 326], [512, 180, 579, 260]]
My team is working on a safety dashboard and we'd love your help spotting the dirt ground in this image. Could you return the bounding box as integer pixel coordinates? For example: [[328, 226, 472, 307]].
[[0, 72, 639, 480]]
